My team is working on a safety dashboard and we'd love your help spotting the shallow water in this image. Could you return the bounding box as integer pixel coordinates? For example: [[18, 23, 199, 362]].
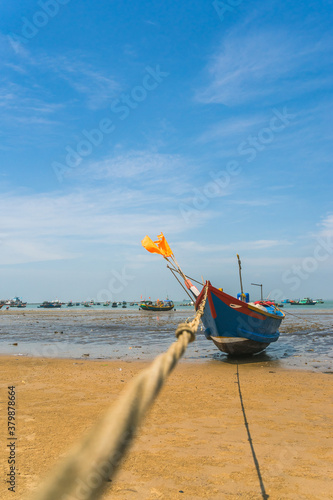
[[0, 303, 332, 373]]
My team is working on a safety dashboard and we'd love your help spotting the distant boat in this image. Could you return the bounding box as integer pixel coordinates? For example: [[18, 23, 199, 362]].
[[67, 301, 74, 307], [103, 301, 110, 306], [316, 299, 324, 304], [292, 298, 317, 305], [4, 297, 27, 308], [111, 302, 118, 308], [140, 299, 174, 312], [122, 301, 127, 308], [179, 299, 194, 306], [39, 301, 61, 309]]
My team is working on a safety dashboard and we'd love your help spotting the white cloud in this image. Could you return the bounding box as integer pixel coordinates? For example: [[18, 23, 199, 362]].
[[179, 239, 290, 254], [317, 213, 333, 238], [81, 150, 186, 180], [196, 27, 333, 106], [0, 185, 208, 266]]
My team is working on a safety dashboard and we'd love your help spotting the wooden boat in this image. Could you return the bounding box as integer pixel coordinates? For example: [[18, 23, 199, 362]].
[[194, 283, 284, 355], [141, 232, 285, 355], [139, 299, 174, 312]]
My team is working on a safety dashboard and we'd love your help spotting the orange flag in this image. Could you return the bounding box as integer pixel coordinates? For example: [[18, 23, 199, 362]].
[[155, 232, 173, 257], [141, 233, 173, 257], [141, 235, 164, 255]]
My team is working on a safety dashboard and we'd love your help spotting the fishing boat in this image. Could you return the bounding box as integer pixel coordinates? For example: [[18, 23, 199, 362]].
[[5, 297, 27, 307], [292, 298, 316, 305], [39, 301, 62, 309], [141, 233, 285, 355], [140, 299, 174, 311], [179, 299, 194, 306], [194, 284, 284, 355]]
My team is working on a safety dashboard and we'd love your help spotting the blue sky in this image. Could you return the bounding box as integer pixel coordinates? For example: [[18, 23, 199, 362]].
[[1, 0, 333, 302]]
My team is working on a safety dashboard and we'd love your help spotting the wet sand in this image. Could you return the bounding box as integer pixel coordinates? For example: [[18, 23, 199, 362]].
[[1, 308, 333, 372], [0, 356, 332, 499]]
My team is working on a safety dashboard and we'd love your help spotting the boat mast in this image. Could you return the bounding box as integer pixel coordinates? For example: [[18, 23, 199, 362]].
[[237, 254, 245, 301], [251, 282, 263, 301]]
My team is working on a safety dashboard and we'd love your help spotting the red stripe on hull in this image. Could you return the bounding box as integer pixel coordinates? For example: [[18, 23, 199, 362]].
[[207, 289, 217, 319]]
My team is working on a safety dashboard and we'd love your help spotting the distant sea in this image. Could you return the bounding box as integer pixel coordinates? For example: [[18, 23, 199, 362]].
[[0, 302, 332, 373]]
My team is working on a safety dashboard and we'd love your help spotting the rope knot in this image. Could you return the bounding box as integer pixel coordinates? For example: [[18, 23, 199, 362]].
[[175, 323, 196, 343]]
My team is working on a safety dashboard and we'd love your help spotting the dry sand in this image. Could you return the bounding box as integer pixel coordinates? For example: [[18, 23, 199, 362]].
[[0, 355, 332, 499]]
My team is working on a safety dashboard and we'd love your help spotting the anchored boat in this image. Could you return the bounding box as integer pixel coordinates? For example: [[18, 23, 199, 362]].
[[141, 233, 285, 355], [291, 298, 316, 305], [140, 299, 174, 311], [194, 283, 284, 355]]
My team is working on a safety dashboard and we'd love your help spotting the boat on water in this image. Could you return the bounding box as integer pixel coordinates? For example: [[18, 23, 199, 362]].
[[4, 297, 27, 308], [179, 299, 194, 306], [142, 233, 285, 355], [111, 302, 118, 308], [291, 298, 316, 305], [140, 299, 174, 311], [39, 301, 62, 309]]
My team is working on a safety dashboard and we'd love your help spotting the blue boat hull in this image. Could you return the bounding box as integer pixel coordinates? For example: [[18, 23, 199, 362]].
[[196, 283, 284, 355]]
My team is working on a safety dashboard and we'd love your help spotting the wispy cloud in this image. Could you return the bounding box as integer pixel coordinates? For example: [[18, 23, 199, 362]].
[[179, 239, 291, 253], [34, 54, 121, 110], [317, 213, 333, 238], [80, 150, 186, 180], [196, 25, 333, 106], [1, 37, 121, 121], [0, 183, 208, 266]]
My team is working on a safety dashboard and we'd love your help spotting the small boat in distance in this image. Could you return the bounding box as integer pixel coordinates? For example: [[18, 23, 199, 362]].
[[291, 298, 317, 305], [4, 297, 27, 308], [179, 299, 194, 306], [39, 301, 61, 308], [140, 299, 174, 311]]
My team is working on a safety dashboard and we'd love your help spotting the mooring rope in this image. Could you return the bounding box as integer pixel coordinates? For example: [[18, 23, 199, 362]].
[[28, 286, 208, 500]]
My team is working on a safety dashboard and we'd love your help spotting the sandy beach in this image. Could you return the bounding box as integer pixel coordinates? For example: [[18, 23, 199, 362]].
[[0, 355, 332, 499]]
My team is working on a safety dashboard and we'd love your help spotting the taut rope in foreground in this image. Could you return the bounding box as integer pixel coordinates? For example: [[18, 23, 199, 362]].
[[29, 286, 208, 500]]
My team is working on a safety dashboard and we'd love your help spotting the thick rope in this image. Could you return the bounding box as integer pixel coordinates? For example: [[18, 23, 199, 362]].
[[29, 286, 208, 500]]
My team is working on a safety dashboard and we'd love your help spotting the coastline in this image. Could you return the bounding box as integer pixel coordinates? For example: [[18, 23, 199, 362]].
[[1, 307, 333, 372], [0, 355, 332, 499]]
